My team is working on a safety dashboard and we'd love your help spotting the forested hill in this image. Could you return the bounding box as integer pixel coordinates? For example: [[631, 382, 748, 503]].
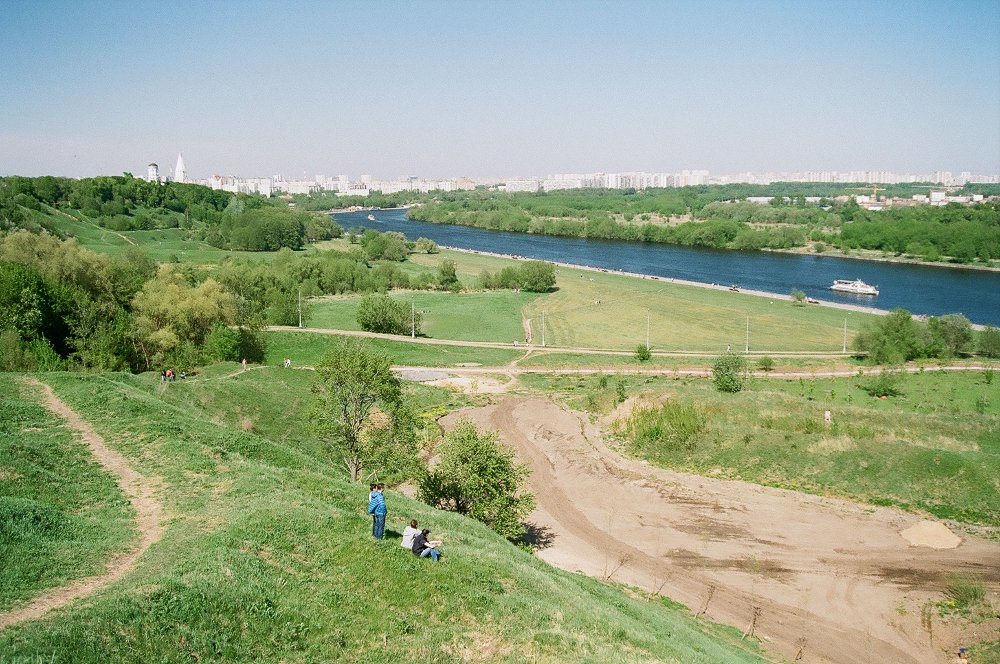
[[0, 175, 340, 251]]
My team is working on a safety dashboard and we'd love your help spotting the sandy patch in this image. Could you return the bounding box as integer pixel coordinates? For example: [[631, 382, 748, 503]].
[[899, 520, 962, 549], [426, 376, 511, 394], [441, 396, 1000, 664]]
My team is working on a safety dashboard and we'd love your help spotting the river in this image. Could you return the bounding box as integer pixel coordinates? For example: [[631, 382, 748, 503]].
[[332, 208, 1000, 326]]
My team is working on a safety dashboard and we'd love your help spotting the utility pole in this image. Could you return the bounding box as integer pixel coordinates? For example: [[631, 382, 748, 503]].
[[745, 315, 749, 353], [298, 289, 302, 329], [411, 302, 415, 339], [646, 313, 650, 351], [541, 310, 545, 347], [843, 318, 847, 353]]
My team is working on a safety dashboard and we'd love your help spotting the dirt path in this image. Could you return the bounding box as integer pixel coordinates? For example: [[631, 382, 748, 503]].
[[441, 397, 1000, 664], [0, 379, 163, 630]]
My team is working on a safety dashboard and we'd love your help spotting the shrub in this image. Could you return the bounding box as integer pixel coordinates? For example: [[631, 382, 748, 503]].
[[713, 353, 748, 393], [861, 368, 904, 398], [978, 326, 1000, 358], [757, 356, 775, 372], [635, 345, 651, 362], [943, 573, 985, 614], [621, 402, 705, 453], [790, 289, 805, 305], [356, 294, 419, 335]]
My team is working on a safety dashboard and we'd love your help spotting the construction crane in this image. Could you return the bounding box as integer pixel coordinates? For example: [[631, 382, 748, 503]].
[[847, 185, 887, 202]]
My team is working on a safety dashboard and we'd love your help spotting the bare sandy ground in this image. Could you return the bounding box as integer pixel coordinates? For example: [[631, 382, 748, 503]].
[[0, 379, 163, 630], [441, 397, 1000, 664]]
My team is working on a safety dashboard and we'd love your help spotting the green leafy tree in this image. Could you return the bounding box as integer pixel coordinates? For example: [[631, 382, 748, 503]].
[[419, 419, 535, 540], [712, 352, 748, 393], [930, 314, 973, 357], [415, 237, 438, 254], [635, 344, 651, 362], [853, 309, 920, 364], [437, 259, 461, 291], [311, 339, 403, 482], [356, 294, 420, 335], [978, 326, 1000, 358], [517, 260, 557, 292]]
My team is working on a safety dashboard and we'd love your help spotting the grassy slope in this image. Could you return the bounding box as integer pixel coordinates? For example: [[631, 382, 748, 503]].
[[0, 375, 135, 611], [0, 372, 767, 664], [525, 369, 1000, 527]]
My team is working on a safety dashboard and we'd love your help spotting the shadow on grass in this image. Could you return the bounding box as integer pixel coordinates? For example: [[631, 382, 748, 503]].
[[518, 522, 556, 551]]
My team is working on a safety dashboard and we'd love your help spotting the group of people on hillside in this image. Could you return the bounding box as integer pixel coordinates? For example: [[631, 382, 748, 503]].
[[160, 369, 186, 382], [367, 484, 442, 562]]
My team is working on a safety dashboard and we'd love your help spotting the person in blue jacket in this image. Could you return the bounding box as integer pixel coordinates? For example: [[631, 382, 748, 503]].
[[367, 483, 387, 540]]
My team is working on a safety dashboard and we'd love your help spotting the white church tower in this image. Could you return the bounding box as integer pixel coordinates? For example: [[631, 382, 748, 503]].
[[147, 162, 159, 183], [175, 153, 186, 183]]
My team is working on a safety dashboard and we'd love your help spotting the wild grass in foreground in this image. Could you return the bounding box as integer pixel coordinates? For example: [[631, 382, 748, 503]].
[[524, 369, 1000, 527], [0, 373, 767, 663], [0, 375, 135, 611]]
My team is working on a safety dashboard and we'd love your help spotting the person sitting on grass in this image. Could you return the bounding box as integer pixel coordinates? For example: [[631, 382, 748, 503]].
[[401, 519, 420, 550], [411, 528, 441, 562]]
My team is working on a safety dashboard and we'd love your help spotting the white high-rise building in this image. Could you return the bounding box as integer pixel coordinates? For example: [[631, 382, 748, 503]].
[[146, 163, 159, 182], [175, 153, 187, 183]]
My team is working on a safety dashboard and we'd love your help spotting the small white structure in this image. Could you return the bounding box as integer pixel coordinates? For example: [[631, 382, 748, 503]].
[[146, 163, 159, 182], [175, 153, 186, 183]]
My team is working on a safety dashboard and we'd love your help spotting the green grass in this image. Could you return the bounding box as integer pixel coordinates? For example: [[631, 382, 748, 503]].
[[309, 290, 542, 343], [0, 372, 768, 663], [0, 375, 135, 611], [523, 369, 1000, 527], [265, 331, 523, 367]]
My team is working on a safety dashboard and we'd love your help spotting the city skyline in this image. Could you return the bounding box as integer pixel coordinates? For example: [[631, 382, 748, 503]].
[[2, 1, 999, 178]]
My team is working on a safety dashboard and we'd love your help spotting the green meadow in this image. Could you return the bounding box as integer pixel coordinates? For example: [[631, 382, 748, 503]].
[[0, 375, 135, 611], [0, 371, 768, 664]]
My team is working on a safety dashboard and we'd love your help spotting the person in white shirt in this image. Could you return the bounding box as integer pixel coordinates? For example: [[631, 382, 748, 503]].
[[401, 519, 420, 549]]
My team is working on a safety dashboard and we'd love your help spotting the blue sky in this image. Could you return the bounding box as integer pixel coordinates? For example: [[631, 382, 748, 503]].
[[2, 0, 998, 178]]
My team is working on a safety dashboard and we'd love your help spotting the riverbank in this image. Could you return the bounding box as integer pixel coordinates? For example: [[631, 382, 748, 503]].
[[767, 245, 1000, 272]]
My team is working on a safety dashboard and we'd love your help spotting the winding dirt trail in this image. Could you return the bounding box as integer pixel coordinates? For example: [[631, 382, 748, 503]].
[[0, 379, 163, 630], [442, 396, 1000, 664]]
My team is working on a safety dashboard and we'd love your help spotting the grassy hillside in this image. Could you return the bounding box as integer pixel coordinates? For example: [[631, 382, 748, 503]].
[[526, 368, 1000, 527], [0, 372, 768, 663], [0, 375, 135, 611]]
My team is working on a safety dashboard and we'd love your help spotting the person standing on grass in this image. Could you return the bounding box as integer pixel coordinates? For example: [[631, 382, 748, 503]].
[[367, 483, 386, 540]]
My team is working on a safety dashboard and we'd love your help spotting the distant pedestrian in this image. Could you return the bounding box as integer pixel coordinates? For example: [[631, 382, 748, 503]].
[[367, 483, 387, 540], [160, 370, 166, 383], [241, 358, 247, 372]]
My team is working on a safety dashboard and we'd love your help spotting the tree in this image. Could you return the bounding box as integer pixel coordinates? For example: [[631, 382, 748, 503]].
[[930, 314, 973, 357], [979, 326, 1000, 358], [712, 352, 748, 393], [311, 339, 403, 482], [853, 308, 920, 365], [419, 420, 535, 540], [517, 260, 556, 292], [415, 237, 439, 254], [790, 289, 805, 305], [356, 293, 420, 335], [635, 344, 651, 362], [437, 259, 461, 291]]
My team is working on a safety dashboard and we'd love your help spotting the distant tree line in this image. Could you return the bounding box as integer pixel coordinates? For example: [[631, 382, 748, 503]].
[[406, 186, 999, 264]]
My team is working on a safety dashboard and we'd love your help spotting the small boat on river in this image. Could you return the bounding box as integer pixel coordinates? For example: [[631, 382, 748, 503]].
[[367, 213, 376, 221], [830, 279, 879, 296]]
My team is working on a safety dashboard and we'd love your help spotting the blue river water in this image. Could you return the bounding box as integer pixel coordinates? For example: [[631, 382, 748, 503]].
[[333, 208, 1000, 326]]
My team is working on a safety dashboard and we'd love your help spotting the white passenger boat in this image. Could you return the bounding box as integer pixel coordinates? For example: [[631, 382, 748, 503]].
[[830, 279, 879, 296], [367, 213, 376, 221]]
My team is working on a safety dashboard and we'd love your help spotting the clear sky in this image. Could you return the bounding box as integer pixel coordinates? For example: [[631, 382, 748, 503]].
[[2, 0, 998, 179]]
